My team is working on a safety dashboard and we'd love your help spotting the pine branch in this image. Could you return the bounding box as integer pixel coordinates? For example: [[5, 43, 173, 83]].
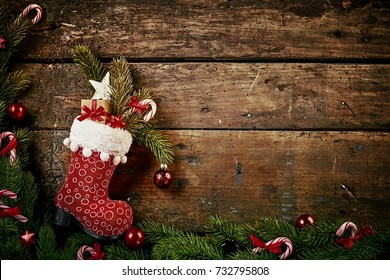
[[152, 234, 223, 260], [18, 172, 38, 227], [0, 70, 31, 103], [140, 220, 184, 245], [204, 215, 252, 247], [0, 157, 24, 194], [0, 5, 9, 34], [0, 218, 20, 239], [132, 125, 174, 165], [0, 234, 33, 259], [135, 87, 153, 101], [0, 101, 8, 131], [72, 45, 106, 89], [295, 220, 340, 251], [105, 242, 150, 260], [109, 57, 134, 116], [251, 217, 299, 241], [13, 128, 35, 168], [229, 248, 279, 260], [37, 225, 59, 260], [297, 243, 346, 260], [0, 15, 31, 67], [58, 232, 97, 260]]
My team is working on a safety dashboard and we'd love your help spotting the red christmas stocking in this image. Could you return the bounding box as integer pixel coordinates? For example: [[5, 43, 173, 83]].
[[55, 118, 133, 240]]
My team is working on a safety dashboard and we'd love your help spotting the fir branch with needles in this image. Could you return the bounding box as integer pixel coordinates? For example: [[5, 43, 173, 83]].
[[71, 45, 106, 86], [132, 125, 174, 165], [109, 57, 134, 116]]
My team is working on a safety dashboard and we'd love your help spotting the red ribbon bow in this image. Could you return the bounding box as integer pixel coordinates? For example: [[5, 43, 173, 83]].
[[336, 225, 375, 250], [77, 100, 109, 122], [88, 243, 104, 260], [126, 96, 149, 115], [0, 206, 22, 218], [107, 115, 126, 129], [0, 189, 28, 223], [0, 137, 17, 157], [250, 234, 283, 255]]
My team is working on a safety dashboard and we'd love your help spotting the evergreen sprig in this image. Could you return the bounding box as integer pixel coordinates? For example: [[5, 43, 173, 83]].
[[205, 215, 252, 247], [105, 242, 150, 260], [109, 57, 134, 116], [0, 10, 31, 73], [0, 3, 41, 260], [36, 225, 58, 260], [121, 216, 388, 260], [132, 125, 174, 165], [71, 45, 106, 85]]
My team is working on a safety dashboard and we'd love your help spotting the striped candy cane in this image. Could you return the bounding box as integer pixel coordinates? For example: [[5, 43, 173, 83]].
[[0, 131, 17, 165], [0, 189, 28, 223], [253, 237, 293, 260], [336, 221, 357, 238], [77, 245, 96, 260], [129, 98, 157, 122], [77, 243, 104, 260], [21, 4, 43, 24]]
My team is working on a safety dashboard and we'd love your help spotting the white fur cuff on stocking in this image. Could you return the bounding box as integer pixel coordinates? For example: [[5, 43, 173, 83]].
[[64, 118, 132, 163]]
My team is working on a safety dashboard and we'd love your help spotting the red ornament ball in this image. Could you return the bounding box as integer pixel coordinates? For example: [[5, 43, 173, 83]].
[[8, 102, 27, 121], [296, 214, 315, 229], [124, 228, 145, 249], [153, 166, 173, 189]]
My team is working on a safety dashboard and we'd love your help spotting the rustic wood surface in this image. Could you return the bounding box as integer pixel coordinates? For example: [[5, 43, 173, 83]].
[[21, 63, 390, 130], [5, 0, 390, 231], [32, 130, 390, 231], [9, 0, 390, 60]]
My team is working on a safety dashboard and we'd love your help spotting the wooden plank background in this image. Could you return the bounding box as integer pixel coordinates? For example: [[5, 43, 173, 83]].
[[7, 0, 390, 231]]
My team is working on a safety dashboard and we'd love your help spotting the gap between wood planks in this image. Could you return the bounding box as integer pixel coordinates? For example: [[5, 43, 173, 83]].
[[12, 57, 390, 65]]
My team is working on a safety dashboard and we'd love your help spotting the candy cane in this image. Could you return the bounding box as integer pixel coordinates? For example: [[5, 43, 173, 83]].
[[77, 243, 104, 260], [0, 189, 28, 223], [253, 237, 293, 260], [129, 99, 157, 122], [77, 245, 96, 260], [336, 221, 357, 238], [21, 4, 43, 25], [0, 131, 17, 165]]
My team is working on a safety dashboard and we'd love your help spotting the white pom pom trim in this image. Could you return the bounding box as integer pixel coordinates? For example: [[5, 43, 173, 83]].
[[82, 148, 92, 158], [63, 138, 71, 147], [113, 156, 121, 165], [100, 152, 110, 162], [121, 156, 127, 164], [70, 142, 79, 152]]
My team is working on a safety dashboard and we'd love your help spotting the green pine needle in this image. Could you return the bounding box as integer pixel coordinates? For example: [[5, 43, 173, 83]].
[[132, 126, 174, 165], [37, 225, 59, 260], [0, 101, 8, 131], [105, 242, 150, 260], [140, 220, 184, 245], [72, 45, 106, 88], [109, 57, 134, 116], [205, 215, 252, 247], [152, 233, 223, 260], [0, 71, 31, 102], [251, 217, 299, 241]]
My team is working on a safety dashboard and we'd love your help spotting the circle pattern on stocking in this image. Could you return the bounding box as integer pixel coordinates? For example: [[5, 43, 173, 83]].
[[56, 150, 133, 237]]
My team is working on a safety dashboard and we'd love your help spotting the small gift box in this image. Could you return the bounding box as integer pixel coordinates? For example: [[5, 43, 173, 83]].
[[78, 99, 110, 124]]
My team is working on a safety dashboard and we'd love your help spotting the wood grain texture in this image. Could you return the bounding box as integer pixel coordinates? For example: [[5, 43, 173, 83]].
[[5, 0, 389, 232], [33, 130, 390, 231], [8, 0, 390, 60], [21, 63, 390, 130]]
